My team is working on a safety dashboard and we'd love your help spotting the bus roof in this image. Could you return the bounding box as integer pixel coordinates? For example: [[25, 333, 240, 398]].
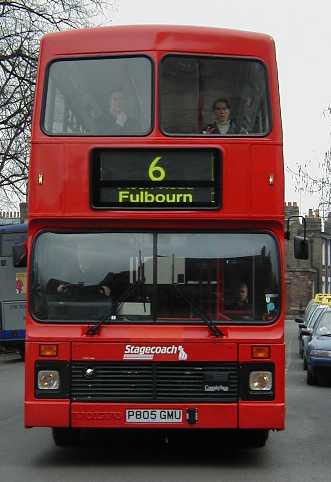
[[40, 25, 275, 58], [0, 223, 27, 233]]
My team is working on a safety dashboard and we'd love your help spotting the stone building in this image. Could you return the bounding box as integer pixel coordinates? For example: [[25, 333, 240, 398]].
[[285, 202, 331, 316], [0, 202, 27, 224]]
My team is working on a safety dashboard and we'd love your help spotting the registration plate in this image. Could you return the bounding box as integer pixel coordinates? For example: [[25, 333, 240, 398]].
[[126, 409, 183, 423]]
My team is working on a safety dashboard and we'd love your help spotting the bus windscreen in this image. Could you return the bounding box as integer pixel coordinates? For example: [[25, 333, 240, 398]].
[[31, 232, 280, 323]]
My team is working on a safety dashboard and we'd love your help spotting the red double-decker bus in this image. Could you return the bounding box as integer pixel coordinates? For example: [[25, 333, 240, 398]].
[[25, 25, 285, 448]]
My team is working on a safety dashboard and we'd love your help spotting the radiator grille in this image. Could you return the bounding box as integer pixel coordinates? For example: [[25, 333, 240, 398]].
[[71, 362, 239, 402]]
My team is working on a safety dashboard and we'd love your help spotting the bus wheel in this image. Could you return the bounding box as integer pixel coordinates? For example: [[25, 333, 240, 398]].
[[52, 428, 81, 447], [239, 429, 269, 448]]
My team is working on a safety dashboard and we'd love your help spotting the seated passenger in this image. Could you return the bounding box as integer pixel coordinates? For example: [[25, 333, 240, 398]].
[[203, 98, 247, 135], [97, 90, 138, 133]]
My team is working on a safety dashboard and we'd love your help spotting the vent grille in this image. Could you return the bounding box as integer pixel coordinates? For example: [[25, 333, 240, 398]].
[[71, 362, 239, 402]]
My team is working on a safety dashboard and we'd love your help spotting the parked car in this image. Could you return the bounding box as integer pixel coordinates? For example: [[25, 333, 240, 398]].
[[302, 304, 328, 369], [305, 307, 331, 385], [295, 294, 331, 358], [295, 303, 322, 357]]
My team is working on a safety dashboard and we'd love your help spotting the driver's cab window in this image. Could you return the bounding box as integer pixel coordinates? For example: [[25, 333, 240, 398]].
[[159, 55, 270, 136]]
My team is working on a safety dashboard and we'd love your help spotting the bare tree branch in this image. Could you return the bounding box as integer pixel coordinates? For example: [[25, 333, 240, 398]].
[[0, 0, 113, 210], [288, 105, 331, 213]]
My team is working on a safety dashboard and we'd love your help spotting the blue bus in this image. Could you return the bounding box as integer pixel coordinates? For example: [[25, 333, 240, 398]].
[[0, 223, 27, 359]]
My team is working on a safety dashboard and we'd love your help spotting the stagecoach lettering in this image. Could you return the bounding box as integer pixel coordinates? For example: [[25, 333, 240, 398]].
[[124, 344, 183, 356]]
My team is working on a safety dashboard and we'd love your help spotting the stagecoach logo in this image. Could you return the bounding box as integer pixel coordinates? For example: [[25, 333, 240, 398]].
[[123, 344, 188, 361]]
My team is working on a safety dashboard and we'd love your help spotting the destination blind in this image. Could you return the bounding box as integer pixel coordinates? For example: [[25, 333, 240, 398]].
[[91, 148, 221, 209]]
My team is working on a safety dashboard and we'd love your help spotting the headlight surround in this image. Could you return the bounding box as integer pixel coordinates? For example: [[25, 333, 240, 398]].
[[37, 370, 60, 390], [249, 371, 273, 391], [35, 361, 70, 399], [310, 350, 331, 358]]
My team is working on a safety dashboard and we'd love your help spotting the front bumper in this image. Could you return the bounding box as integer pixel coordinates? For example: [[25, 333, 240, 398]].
[[25, 400, 285, 430]]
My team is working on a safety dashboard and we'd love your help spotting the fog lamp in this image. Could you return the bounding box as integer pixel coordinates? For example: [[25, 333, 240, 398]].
[[249, 371, 272, 391], [37, 370, 60, 390]]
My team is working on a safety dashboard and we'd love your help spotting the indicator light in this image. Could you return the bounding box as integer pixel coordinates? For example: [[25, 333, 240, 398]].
[[252, 346, 271, 359], [39, 344, 58, 357]]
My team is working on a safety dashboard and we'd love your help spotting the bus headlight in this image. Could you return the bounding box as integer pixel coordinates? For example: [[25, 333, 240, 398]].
[[37, 370, 60, 390], [249, 371, 272, 391]]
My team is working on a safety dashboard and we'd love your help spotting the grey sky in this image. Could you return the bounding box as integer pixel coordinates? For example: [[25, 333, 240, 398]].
[[103, 0, 331, 215]]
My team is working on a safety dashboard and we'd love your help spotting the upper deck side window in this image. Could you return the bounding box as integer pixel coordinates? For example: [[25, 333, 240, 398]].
[[42, 56, 152, 136], [159, 55, 271, 136]]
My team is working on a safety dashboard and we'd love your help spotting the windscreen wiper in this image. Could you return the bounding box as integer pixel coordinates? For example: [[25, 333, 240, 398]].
[[87, 252, 149, 336], [86, 270, 147, 336], [86, 287, 136, 336], [173, 284, 224, 337], [86, 309, 116, 336]]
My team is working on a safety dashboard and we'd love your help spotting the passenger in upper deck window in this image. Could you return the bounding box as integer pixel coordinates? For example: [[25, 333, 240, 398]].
[[109, 90, 131, 129], [203, 98, 247, 135], [97, 90, 138, 134]]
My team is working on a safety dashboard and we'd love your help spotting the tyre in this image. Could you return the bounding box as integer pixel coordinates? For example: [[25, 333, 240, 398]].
[[18, 346, 25, 361], [239, 429, 269, 448], [307, 369, 316, 385], [52, 428, 80, 447], [317, 372, 328, 386]]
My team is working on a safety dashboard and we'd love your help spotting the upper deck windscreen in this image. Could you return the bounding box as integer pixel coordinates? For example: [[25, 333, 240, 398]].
[[159, 55, 270, 136], [42, 57, 152, 136]]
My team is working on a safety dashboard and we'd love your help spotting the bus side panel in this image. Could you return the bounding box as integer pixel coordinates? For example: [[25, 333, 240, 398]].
[[0, 251, 26, 346], [2, 301, 26, 332]]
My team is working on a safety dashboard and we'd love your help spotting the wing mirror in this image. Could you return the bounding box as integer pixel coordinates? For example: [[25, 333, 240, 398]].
[[12, 242, 27, 267], [285, 216, 309, 260], [301, 328, 312, 336], [294, 236, 309, 260]]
